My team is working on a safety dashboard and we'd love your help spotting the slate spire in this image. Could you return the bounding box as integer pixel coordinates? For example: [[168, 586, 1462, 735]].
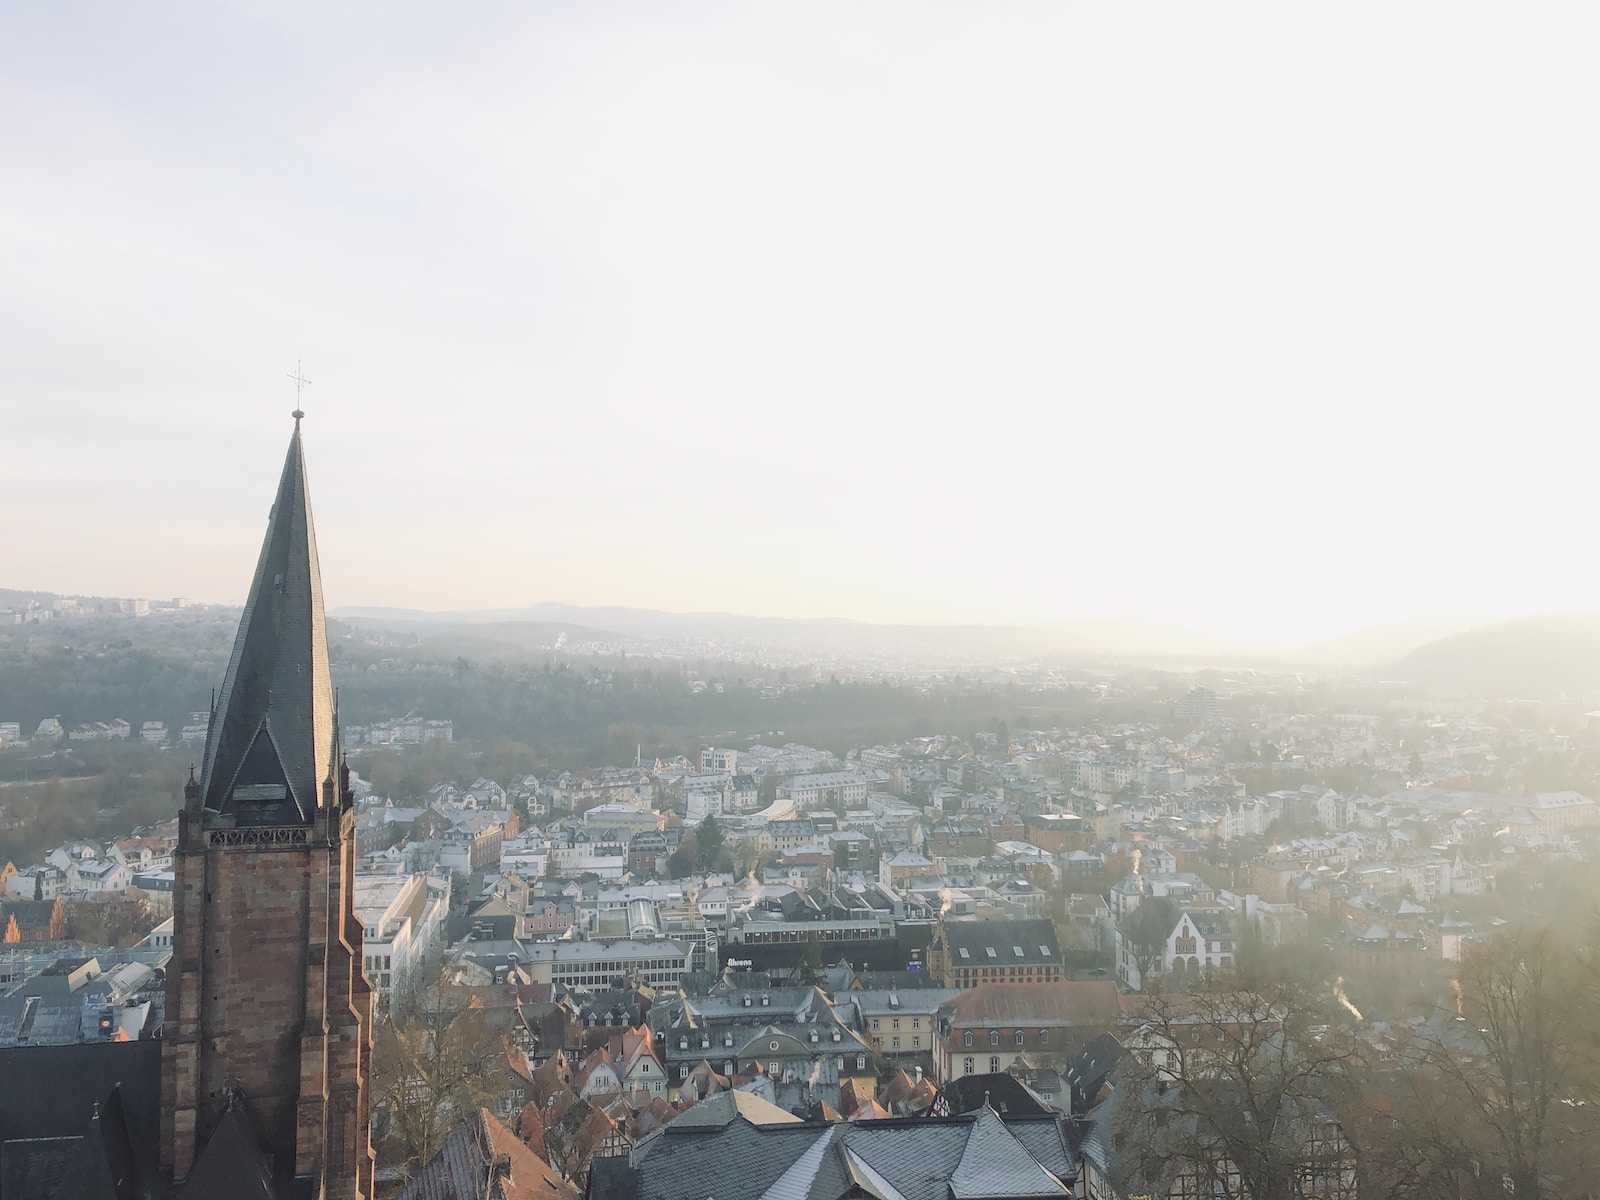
[[196, 417, 337, 824]]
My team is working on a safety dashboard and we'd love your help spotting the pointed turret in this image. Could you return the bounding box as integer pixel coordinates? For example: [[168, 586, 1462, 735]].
[[196, 417, 337, 825], [162, 411, 373, 1196]]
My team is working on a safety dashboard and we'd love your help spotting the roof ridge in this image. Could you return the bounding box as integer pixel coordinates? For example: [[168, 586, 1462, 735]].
[[757, 1123, 838, 1200], [949, 1105, 1070, 1198]]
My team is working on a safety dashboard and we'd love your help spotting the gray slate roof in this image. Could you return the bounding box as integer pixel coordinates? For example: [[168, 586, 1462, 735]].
[[938, 918, 1061, 966], [0, 1041, 163, 1199], [624, 1102, 1075, 1200], [0, 996, 84, 1047], [949, 1106, 1070, 1198], [198, 420, 337, 825]]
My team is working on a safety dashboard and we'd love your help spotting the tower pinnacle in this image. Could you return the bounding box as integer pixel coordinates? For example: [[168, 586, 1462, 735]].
[[195, 420, 336, 824], [287, 360, 311, 427]]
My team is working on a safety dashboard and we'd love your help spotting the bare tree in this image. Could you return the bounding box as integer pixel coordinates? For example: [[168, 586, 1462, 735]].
[[1410, 929, 1600, 1199], [543, 1099, 618, 1190], [1118, 896, 1178, 985], [371, 975, 513, 1178], [1110, 969, 1365, 1199], [1339, 1061, 1486, 1200]]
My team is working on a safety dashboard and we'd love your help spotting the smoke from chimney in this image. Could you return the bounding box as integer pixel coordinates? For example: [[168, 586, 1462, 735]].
[[1332, 976, 1362, 1021]]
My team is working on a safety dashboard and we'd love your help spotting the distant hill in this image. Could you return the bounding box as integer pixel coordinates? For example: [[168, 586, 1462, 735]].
[[331, 603, 1272, 665], [0, 588, 60, 610], [1386, 613, 1600, 695], [340, 615, 635, 654], [1294, 616, 1480, 670]]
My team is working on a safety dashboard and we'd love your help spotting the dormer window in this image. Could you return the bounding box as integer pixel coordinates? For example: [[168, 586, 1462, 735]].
[[724, 1034, 734, 1047], [761, 994, 770, 1006], [964, 1031, 974, 1048], [742, 994, 752, 1007], [831, 1029, 841, 1042], [679, 1037, 688, 1050], [702, 1036, 710, 1048], [989, 1030, 1000, 1046], [1014, 1030, 1025, 1046], [809, 1031, 819, 1043]]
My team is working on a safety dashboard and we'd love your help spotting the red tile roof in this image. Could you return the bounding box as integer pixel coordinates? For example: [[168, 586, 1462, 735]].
[[397, 1108, 577, 1200], [943, 982, 1120, 1027]]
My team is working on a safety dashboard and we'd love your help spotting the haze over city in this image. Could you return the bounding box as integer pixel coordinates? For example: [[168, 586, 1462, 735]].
[[14, 9, 1600, 1198], [4, 2, 1597, 646]]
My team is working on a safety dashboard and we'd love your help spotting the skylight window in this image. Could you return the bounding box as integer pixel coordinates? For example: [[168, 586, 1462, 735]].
[[1039, 946, 1052, 957], [958, 948, 970, 959], [1014, 946, 1025, 957], [986, 947, 997, 958]]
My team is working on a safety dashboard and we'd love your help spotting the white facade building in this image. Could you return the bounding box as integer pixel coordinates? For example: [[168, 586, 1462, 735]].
[[70, 859, 131, 894], [1115, 907, 1236, 992], [780, 772, 868, 810], [355, 871, 451, 1011], [519, 937, 695, 993]]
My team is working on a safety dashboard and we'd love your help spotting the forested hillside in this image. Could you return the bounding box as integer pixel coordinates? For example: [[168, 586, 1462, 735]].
[[0, 610, 1111, 864], [1, 608, 1114, 760], [1387, 613, 1600, 695], [0, 610, 236, 734]]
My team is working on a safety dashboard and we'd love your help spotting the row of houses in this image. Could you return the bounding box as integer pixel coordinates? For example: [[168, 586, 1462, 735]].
[[3, 829, 180, 913], [0, 713, 215, 748]]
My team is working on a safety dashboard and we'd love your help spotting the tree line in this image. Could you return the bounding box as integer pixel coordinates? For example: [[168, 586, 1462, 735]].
[[1110, 927, 1600, 1200]]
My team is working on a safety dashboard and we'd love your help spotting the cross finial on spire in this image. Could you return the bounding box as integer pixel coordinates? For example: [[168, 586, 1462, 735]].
[[287, 360, 311, 425]]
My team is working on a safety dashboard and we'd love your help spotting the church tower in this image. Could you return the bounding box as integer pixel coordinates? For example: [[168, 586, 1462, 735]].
[[161, 416, 374, 1198]]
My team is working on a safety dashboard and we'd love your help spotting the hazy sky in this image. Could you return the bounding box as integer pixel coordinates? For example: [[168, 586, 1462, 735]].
[[3, 2, 1597, 644]]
